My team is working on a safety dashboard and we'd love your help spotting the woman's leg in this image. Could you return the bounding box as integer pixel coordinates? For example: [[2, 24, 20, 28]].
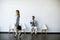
[[15, 26, 18, 36]]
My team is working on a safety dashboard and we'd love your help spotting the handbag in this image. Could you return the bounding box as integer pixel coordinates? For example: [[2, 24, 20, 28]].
[[17, 25, 22, 30]]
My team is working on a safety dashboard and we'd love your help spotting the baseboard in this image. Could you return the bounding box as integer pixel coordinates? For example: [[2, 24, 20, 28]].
[[0, 32, 60, 34]]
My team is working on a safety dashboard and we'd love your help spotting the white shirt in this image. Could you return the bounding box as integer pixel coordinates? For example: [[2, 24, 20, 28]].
[[30, 20, 37, 26]]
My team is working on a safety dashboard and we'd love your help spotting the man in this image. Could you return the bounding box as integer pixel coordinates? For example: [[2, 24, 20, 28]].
[[30, 16, 37, 35]]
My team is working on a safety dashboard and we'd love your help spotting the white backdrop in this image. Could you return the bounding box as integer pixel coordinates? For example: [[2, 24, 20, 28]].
[[0, 0, 60, 32]]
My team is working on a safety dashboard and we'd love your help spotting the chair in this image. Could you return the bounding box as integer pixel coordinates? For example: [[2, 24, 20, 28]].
[[41, 24, 48, 33], [9, 23, 27, 39], [8, 24, 15, 40]]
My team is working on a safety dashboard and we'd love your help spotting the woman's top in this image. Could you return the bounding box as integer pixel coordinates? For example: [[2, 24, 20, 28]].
[[16, 16, 20, 26]]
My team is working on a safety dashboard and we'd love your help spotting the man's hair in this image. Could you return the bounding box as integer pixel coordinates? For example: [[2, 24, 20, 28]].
[[16, 10, 20, 13], [32, 16, 35, 18]]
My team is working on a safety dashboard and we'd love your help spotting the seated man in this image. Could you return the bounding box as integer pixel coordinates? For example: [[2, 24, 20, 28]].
[[30, 16, 37, 35]]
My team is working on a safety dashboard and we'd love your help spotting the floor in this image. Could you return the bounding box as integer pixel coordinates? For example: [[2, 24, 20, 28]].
[[0, 33, 60, 40]]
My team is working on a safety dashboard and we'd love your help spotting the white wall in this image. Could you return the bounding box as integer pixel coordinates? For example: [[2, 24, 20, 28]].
[[0, 0, 60, 32]]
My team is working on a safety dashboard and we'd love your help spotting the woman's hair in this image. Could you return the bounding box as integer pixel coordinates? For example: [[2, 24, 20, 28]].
[[16, 10, 20, 16]]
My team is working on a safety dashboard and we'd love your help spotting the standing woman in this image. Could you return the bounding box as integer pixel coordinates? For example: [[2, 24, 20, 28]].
[[15, 10, 21, 36]]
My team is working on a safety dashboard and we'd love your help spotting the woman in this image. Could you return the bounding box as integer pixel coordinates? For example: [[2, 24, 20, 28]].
[[15, 10, 21, 36]]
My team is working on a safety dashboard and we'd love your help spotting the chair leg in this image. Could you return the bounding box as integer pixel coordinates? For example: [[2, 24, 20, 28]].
[[11, 29, 15, 37], [23, 29, 25, 35], [41, 30, 47, 35], [45, 30, 47, 35]]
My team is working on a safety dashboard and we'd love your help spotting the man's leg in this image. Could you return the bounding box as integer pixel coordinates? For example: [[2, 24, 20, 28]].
[[31, 27, 34, 35], [34, 27, 37, 35]]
